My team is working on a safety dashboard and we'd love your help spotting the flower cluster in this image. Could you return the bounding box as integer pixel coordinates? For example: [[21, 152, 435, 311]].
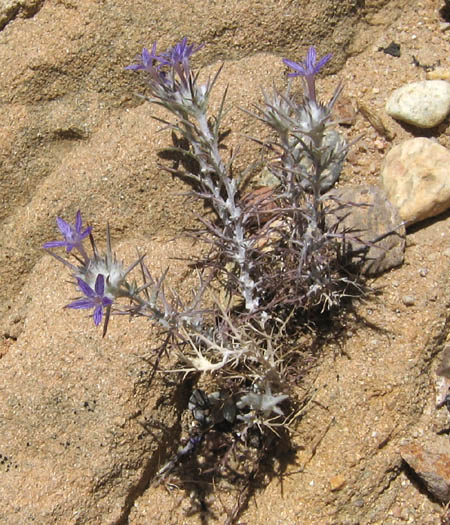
[[44, 212, 113, 327], [44, 211, 200, 335], [126, 37, 208, 114]]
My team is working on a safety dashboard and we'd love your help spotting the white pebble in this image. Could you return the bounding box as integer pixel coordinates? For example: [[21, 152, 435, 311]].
[[386, 80, 450, 128], [402, 295, 415, 306]]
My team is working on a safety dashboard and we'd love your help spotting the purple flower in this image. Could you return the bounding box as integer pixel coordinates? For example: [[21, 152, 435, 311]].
[[126, 38, 204, 88], [65, 274, 113, 326], [160, 37, 203, 87], [125, 43, 159, 72], [283, 46, 332, 102], [44, 210, 91, 254], [158, 37, 204, 69]]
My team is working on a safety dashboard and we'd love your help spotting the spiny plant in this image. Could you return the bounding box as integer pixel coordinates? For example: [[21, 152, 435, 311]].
[[44, 38, 365, 519]]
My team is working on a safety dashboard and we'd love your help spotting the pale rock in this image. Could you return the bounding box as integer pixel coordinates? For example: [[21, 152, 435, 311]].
[[385, 80, 450, 128], [381, 138, 450, 224]]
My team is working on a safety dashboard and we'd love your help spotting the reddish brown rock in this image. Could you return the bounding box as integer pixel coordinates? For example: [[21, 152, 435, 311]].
[[400, 443, 450, 503]]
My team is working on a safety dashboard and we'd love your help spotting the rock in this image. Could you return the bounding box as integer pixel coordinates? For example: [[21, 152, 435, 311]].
[[436, 346, 450, 409], [402, 295, 415, 306], [426, 67, 450, 82], [381, 138, 450, 225], [329, 474, 346, 491], [400, 443, 450, 503], [325, 185, 405, 276], [333, 95, 357, 127], [385, 80, 450, 128], [0, 0, 43, 30]]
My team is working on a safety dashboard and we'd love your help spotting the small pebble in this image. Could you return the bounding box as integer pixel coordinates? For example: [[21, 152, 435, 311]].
[[427, 67, 450, 81], [374, 138, 386, 151], [419, 268, 428, 277], [402, 295, 415, 306], [391, 503, 408, 520], [329, 474, 346, 492]]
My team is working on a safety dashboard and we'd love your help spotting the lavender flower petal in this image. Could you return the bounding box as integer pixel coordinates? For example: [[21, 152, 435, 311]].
[[65, 275, 113, 326], [94, 272, 105, 295], [43, 240, 71, 249], [126, 38, 204, 92], [77, 277, 96, 298], [66, 298, 96, 310], [315, 52, 332, 72], [93, 305, 103, 326]]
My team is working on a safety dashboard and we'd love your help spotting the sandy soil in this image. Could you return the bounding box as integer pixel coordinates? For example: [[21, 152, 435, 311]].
[[1, 0, 450, 523]]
